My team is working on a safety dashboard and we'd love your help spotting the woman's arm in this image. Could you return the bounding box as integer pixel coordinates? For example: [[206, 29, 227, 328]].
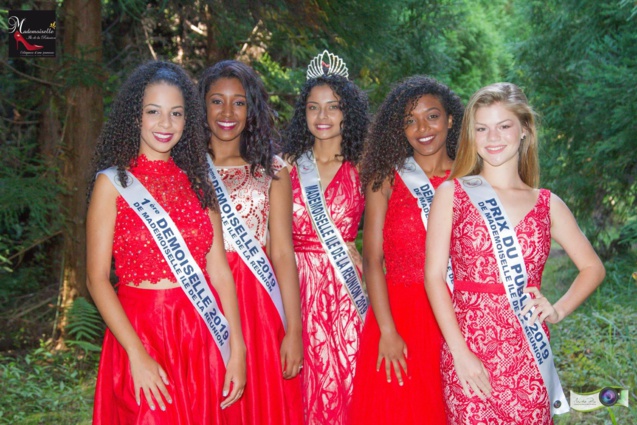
[[87, 174, 172, 411], [363, 180, 410, 386], [522, 193, 605, 323], [268, 167, 303, 379], [206, 210, 246, 409], [425, 181, 491, 400]]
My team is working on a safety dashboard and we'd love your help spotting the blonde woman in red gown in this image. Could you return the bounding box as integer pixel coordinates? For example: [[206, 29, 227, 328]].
[[282, 53, 370, 424], [350, 76, 463, 424], [198, 61, 303, 425], [426, 83, 605, 424], [88, 62, 245, 424]]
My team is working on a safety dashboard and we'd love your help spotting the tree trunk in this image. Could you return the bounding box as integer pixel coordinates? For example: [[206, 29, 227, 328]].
[[56, 0, 103, 347]]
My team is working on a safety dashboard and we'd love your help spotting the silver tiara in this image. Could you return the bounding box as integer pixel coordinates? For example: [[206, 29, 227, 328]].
[[306, 50, 349, 80]]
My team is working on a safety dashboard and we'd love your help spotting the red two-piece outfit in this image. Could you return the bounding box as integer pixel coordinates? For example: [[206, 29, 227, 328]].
[[443, 179, 553, 424], [290, 161, 365, 425], [93, 155, 227, 425], [218, 157, 303, 425], [349, 171, 447, 425]]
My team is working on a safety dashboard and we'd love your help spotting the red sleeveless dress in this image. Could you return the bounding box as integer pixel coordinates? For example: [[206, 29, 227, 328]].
[[443, 179, 553, 424], [93, 155, 227, 425], [349, 171, 447, 424], [217, 157, 303, 425], [290, 161, 365, 425]]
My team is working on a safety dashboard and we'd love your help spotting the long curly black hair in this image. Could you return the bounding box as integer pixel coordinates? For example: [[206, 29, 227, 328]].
[[198, 60, 278, 178], [361, 75, 464, 192], [88, 61, 217, 210], [282, 75, 369, 165]]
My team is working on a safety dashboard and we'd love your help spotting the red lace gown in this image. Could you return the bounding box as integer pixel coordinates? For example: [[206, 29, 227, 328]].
[[290, 161, 365, 425], [217, 157, 303, 425], [349, 171, 447, 425], [443, 179, 553, 424], [93, 155, 227, 425]]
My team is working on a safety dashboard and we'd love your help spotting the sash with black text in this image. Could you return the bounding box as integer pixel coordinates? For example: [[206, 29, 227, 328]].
[[397, 156, 454, 292], [206, 155, 287, 329], [458, 175, 568, 415], [296, 152, 368, 320], [99, 167, 231, 365]]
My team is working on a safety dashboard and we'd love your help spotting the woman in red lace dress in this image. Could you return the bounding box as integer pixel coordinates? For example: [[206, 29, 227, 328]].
[[426, 83, 605, 424], [87, 62, 245, 425], [282, 53, 370, 425], [350, 76, 464, 424], [198, 60, 303, 425]]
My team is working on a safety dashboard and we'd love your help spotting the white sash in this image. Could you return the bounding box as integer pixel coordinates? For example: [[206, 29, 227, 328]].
[[296, 152, 368, 320], [99, 167, 231, 365], [206, 155, 287, 330], [397, 157, 454, 291], [458, 175, 569, 416]]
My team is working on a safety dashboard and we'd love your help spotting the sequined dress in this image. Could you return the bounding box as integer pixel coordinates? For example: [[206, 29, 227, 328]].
[[217, 157, 303, 425], [93, 155, 227, 425], [443, 179, 553, 424], [349, 171, 447, 424], [290, 161, 365, 425]]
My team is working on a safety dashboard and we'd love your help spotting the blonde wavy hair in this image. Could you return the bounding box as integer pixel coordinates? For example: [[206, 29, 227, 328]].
[[449, 82, 540, 188]]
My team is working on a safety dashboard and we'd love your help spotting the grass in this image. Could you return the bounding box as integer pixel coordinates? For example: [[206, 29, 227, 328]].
[[546, 251, 636, 424], [0, 251, 634, 424]]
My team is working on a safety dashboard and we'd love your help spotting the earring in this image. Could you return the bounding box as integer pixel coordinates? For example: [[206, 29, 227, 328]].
[[521, 134, 527, 141]]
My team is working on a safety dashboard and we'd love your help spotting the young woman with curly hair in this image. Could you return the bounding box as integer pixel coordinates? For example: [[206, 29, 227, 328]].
[[349, 75, 463, 424], [198, 60, 303, 425], [425, 83, 604, 424], [87, 61, 246, 425], [281, 56, 370, 425]]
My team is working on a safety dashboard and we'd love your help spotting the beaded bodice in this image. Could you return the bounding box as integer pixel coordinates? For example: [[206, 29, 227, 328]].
[[112, 155, 213, 285], [384, 171, 449, 285], [216, 156, 285, 252]]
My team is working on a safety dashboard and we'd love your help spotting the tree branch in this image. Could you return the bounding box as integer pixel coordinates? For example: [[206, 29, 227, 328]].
[[0, 60, 63, 88]]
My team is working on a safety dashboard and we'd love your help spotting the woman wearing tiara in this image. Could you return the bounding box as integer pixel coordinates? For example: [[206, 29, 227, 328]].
[[282, 51, 370, 425], [87, 61, 245, 424], [198, 60, 303, 425], [425, 82, 605, 424], [350, 76, 463, 424]]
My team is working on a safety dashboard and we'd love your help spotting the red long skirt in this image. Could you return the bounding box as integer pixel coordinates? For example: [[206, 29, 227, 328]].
[[93, 285, 227, 425], [223, 252, 303, 425]]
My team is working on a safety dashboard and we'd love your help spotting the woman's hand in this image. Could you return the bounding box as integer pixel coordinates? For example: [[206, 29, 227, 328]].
[[376, 330, 408, 386], [451, 347, 492, 400], [220, 349, 246, 409], [128, 349, 172, 411], [280, 329, 303, 379], [522, 287, 560, 324]]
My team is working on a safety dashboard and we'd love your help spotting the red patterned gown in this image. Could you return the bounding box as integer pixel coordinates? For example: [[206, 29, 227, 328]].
[[217, 157, 303, 425], [443, 179, 553, 424], [290, 161, 365, 425], [93, 155, 227, 425], [349, 171, 447, 424]]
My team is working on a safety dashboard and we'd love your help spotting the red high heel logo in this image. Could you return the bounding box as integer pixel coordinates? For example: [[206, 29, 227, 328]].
[[9, 15, 44, 52]]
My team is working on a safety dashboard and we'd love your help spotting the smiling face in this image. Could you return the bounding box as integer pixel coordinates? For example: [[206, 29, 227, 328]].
[[305, 84, 344, 144], [139, 82, 185, 161], [205, 77, 247, 146], [474, 102, 526, 169], [404, 94, 452, 160]]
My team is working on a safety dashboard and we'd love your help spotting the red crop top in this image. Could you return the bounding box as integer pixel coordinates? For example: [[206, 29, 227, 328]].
[[112, 155, 213, 286]]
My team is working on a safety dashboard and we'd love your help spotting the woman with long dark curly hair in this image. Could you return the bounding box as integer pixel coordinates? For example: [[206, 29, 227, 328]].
[[281, 51, 369, 425], [350, 75, 463, 424], [197, 60, 303, 425], [87, 61, 245, 425]]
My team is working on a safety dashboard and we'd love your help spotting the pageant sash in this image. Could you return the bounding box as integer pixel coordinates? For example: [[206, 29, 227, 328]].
[[397, 157, 454, 292], [99, 167, 231, 365], [458, 175, 569, 416], [296, 151, 368, 319], [206, 155, 287, 330]]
